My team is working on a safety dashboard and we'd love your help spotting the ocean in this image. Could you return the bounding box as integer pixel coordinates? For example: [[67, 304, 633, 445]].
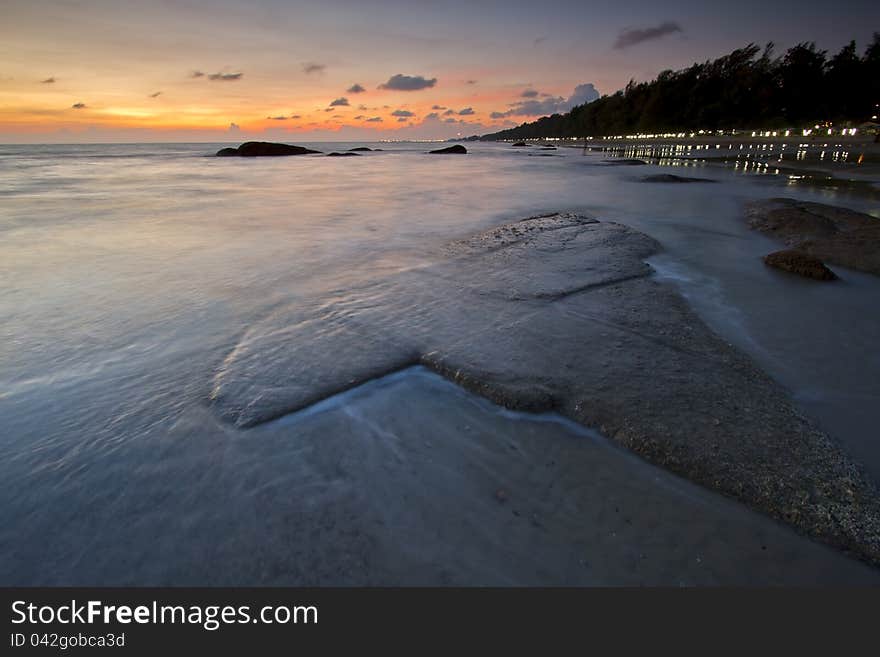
[[2, 141, 879, 584]]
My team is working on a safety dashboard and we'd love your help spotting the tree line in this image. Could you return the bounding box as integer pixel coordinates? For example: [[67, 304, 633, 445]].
[[482, 35, 880, 140]]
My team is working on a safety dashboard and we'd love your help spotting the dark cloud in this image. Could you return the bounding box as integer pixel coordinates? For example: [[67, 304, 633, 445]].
[[208, 72, 243, 81], [492, 83, 599, 118], [329, 97, 350, 107], [149, 91, 162, 98], [357, 104, 369, 111], [425, 112, 440, 120], [41, 77, 55, 84], [444, 118, 457, 123], [397, 117, 409, 123], [366, 116, 383, 122], [71, 102, 86, 109], [431, 105, 446, 110], [190, 71, 205, 78], [392, 109, 415, 117], [228, 122, 240, 131], [323, 108, 334, 112], [466, 79, 477, 85], [458, 107, 475, 116], [347, 83, 366, 94], [267, 116, 288, 120], [442, 109, 455, 116], [354, 115, 365, 120], [302, 62, 326, 74], [378, 73, 437, 91], [291, 115, 301, 119], [521, 89, 539, 98], [613, 21, 683, 50]]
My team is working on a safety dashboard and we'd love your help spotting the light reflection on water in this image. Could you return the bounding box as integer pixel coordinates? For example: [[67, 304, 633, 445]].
[[0, 141, 879, 583]]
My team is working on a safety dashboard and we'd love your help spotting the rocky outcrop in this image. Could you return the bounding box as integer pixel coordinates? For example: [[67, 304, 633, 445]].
[[641, 174, 717, 183], [429, 145, 467, 154], [348, 147, 375, 152], [511, 142, 530, 147], [746, 198, 880, 276], [210, 211, 880, 566], [327, 152, 360, 157], [216, 142, 322, 157], [763, 250, 838, 280]]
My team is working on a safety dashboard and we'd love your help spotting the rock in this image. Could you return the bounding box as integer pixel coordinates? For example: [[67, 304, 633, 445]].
[[511, 142, 530, 147], [348, 147, 374, 152], [210, 211, 880, 565], [327, 152, 360, 157], [429, 145, 467, 154], [602, 158, 648, 166], [763, 250, 838, 281], [641, 174, 717, 183], [539, 145, 557, 150], [745, 198, 880, 276], [216, 142, 322, 157]]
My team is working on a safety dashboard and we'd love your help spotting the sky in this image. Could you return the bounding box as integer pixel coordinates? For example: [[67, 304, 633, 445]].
[[1, 0, 878, 142]]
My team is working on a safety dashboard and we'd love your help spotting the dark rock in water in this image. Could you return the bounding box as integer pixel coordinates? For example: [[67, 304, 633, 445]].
[[746, 198, 880, 276], [763, 250, 838, 281], [602, 158, 648, 166], [641, 174, 717, 183], [511, 142, 530, 147], [216, 142, 322, 157], [348, 147, 374, 152], [327, 152, 360, 157], [429, 145, 467, 154]]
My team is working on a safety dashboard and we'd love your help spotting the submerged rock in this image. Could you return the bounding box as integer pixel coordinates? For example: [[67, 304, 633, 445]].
[[641, 174, 717, 183], [602, 158, 648, 166], [327, 152, 360, 157], [429, 145, 467, 154], [511, 142, 530, 147], [216, 142, 322, 157], [746, 198, 880, 276], [763, 250, 838, 281], [210, 211, 880, 565]]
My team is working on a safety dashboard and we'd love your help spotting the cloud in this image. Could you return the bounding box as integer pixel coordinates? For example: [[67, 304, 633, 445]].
[[357, 104, 369, 111], [397, 117, 409, 123], [149, 91, 162, 98], [613, 21, 683, 50], [354, 115, 365, 120], [466, 80, 477, 85], [291, 115, 301, 119], [228, 122, 240, 132], [378, 73, 437, 91], [458, 107, 475, 116], [302, 62, 326, 74], [190, 71, 205, 78], [431, 105, 446, 110], [491, 82, 599, 118], [534, 36, 548, 46], [425, 112, 440, 120], [208, 72, 242, 81], [392, 109, 415, 117], [521, 89, 539, 98], [71, 102, 86, 109], [347, 83, 365, 94], [267, 116, 288, 120], [443, 109, 455, 116], [329, 97, 349, 107], [444, 118, 458, 123], [41, 77, 55, 84], [366, 116, 383, 122]]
